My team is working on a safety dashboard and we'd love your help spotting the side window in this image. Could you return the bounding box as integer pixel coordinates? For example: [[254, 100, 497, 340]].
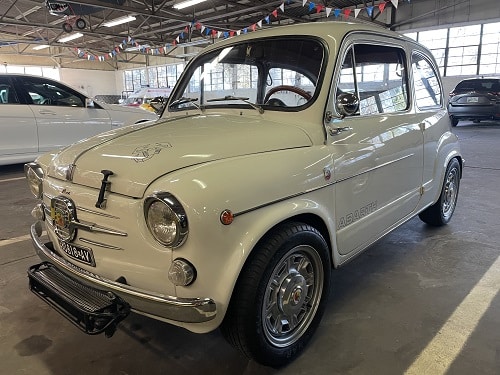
[[411, 53, 443, 109], [21, 78, 85, 107], [336, 44, 409, 116], [0, 77, 19, 104]]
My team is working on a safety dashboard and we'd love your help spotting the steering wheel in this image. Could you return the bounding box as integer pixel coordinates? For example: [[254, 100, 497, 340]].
[[264, 85, 312, 104]]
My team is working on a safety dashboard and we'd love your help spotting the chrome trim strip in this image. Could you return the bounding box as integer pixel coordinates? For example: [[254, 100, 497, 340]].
[[334, 154, 414, 184], [78, 237, 123, 250], [78, 206, 120, 219], [233, 154, 414, 217], [72, 221, 128, 236], [30, 223, 216, 323]]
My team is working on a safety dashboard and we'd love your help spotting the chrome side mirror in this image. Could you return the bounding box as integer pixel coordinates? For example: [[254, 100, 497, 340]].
[[336, 92, 359, 117]]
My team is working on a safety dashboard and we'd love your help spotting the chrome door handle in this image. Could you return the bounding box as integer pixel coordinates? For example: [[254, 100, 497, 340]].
[[38, 110, 57, 115]]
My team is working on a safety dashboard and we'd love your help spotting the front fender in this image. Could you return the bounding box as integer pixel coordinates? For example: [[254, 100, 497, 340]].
[[144, 147, 336, 332]]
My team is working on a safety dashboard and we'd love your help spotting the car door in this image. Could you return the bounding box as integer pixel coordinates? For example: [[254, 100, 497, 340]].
[[18, 76, 112, 153], [0, 75, 38, 162], [329, 39, 424, 256]]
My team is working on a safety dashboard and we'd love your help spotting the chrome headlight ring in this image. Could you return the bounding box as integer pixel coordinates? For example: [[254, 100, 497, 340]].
[[24, 162, 44, 199], [144, 192, 188, 248]]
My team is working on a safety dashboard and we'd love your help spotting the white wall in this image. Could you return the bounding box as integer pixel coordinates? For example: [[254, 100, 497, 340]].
[[59, 68, 118, 97]]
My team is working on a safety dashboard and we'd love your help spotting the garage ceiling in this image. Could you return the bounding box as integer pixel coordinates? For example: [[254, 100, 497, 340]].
[[0, 0, 398, 67]]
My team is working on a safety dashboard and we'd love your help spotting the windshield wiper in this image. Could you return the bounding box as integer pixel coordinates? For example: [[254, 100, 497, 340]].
[[207, 95, 264, 114], [170, 97, 203, 112]]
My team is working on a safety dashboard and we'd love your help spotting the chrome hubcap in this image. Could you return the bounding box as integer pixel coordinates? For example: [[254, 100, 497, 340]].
[[262, 245, 323, 347], [442, 166, 459, 220]]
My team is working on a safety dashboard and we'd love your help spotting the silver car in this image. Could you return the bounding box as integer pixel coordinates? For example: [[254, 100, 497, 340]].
[[0, 74, 157, 165]]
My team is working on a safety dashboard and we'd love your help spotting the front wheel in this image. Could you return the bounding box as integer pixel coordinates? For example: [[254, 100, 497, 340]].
[[221, 222, 331, 367], [419, 158, 461, 226]]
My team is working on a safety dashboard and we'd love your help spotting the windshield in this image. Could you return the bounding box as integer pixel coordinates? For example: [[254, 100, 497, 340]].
[[168, 37, 325, 112]]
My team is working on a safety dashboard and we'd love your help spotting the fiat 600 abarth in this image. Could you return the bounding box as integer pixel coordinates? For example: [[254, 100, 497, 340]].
[[25, 22, 462, 367]]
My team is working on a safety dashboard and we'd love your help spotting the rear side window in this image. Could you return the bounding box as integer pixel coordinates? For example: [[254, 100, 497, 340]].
[[411, 53, 442, 109], [20, 77, 85, 107], [337, 44, 409, 116]]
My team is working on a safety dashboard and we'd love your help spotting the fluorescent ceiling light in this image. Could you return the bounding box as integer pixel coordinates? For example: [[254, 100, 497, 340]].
[[125, 44, 150, 52], [103, 15, 136, 27], [173, 0, 208, 10], [33, 44, 50, 50], [58, 32, 83, 43]]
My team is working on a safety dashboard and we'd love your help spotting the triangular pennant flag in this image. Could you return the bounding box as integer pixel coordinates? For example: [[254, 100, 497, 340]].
[[128, 36, 132, 42], [217, 31, 222, 38], [230, 31, 235, 37], [236, 30, 241, 36], [326, 7, 332, 17], [251, 24, 256, 31], [223, 31, 229, 38], [279, 3, 284, 12], [180, 31, 184, 39], [378, 3, 386, 12], [334, 8, 341, 17], [354, 8, 361, 18], [316, 4, 324, 13], [272, 9, 278, 18], [176, 36, 180, 42], [366, 6, 374, 17], [302, 0, 307, 6], [243, 27, 248, 34], [211, 29, 217, 37], [308, 2, 315, 12], [265, 15, 270, 24], [391, 0, 398, 8], [343, 9, 351, 18], [257, 20, 262, 28], [184, 26, 189, 32]]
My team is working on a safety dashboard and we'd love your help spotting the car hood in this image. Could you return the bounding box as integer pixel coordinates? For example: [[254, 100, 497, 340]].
[[47, 113, 312, 197]]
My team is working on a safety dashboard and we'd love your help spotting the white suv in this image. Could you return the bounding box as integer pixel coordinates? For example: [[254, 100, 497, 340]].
[[25, 22, 462, 367], [0, 74, 158, 165]]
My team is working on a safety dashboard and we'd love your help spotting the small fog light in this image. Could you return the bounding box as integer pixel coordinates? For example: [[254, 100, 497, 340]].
[[31, 203, 45, 221], [168, 258, 196, 286]]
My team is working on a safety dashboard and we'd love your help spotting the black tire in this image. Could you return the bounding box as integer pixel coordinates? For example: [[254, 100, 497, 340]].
[[76, 18, 86, 30], [450, 117, 459, 127], [221, 222, 331, 368], [62, 22, 73, 33], [419, 158, 460, 226]]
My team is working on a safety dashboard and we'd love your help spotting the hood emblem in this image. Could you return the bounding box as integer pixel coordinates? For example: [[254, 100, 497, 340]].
[[132, 143, 172, 163], [95, 170, 114, 209]]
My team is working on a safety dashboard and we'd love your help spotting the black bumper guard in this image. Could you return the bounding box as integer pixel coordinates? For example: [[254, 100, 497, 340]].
[[28, 262, 130, 337]]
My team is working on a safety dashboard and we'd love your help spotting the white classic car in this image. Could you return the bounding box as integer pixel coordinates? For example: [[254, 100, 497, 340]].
[[0, 74, 158, 166], [25, 22, 462, 367]]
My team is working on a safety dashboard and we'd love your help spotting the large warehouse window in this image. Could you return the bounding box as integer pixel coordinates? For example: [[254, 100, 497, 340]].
[[480, 22, 500, 75], [405, 21, 500, 77], [0, 65, 59, 80], [124, 63, 184, 93]]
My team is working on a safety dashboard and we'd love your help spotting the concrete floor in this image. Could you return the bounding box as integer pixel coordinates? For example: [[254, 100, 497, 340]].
[[1, 121, 499, 375]]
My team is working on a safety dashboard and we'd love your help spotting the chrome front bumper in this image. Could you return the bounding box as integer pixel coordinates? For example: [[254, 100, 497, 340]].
[[30, 222, 217, 324]]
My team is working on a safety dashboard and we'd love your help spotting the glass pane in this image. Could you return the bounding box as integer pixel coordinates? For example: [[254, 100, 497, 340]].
[[412, 53, 442, 109]]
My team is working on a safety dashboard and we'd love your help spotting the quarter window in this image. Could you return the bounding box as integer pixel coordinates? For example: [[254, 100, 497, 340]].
[[337, 44, 409, 116], [411, 53, 442, 109]]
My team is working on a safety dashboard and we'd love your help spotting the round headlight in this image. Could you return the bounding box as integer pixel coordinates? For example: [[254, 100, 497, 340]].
[[144, 193, 188, 248], [24, 163, 44, 199]]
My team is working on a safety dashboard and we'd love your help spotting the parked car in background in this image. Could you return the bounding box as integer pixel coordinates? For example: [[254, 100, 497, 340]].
[[0, 74, 158, 166], [25, 22, 462, 367], [447, 77, 500, 126]]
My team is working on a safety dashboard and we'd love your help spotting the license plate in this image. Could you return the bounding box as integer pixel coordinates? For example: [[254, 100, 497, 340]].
[[59, 240, 96, 267], [467, 97, 479, 103]]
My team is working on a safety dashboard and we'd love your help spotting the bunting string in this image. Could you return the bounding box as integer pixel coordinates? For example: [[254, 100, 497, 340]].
[[75, 0, 401, 61]]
